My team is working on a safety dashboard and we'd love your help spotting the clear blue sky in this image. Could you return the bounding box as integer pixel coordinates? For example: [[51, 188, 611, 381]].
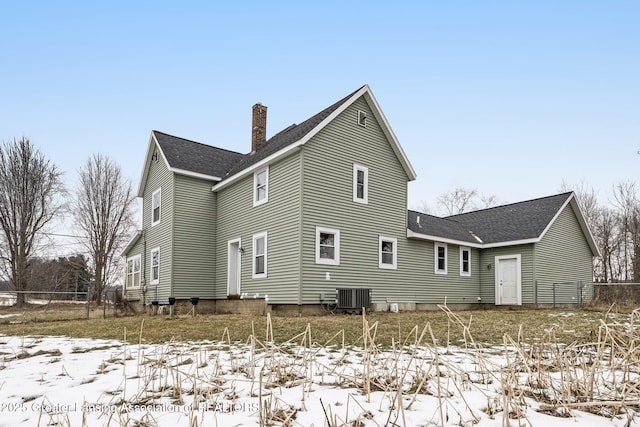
[[1, 1, 638, 226]]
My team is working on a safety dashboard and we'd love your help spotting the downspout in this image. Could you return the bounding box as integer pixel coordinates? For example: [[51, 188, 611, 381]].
[[297, 149, 305, 307]]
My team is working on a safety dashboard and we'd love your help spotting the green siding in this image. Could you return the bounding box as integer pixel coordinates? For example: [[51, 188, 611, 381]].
[[299, 98, 412, 304], [401, 240, 482, 304], [478, 245, 534, 305], [534, 204, 594, 305], [123, 235, 145, 301], [142, 151, 174, 304], [216, 153, 302, 302], [172, 174, 217, 299]]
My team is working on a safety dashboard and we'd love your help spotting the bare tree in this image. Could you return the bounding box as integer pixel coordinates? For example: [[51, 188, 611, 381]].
[[437, 187, 479, 215], [0, 138, 64, 306], [74, 154, 135, 305], [560, 180, 600, 227], [435, 187, 501, 216], [611, 181, 640, 281]]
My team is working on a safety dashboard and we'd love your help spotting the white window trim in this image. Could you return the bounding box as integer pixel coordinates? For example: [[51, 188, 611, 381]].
[[316, 226, 340, 265], [379, 236, 397, 270], [253, 166, 269, 207], [150, 247, 160, 284], [460, 247, 471, 277], [353, 163, 369, 204], [435, 242, 447, 275], [151, 188, 161, 226], [252, 232, 267, 278], [126, 254, 142, 289], [357, 110, 367, 127]]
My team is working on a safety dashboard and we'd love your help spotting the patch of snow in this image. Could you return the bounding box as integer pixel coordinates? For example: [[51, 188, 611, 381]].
[[0, 334, 635, 426]]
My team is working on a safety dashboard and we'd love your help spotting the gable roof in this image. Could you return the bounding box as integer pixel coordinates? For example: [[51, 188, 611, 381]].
[[408, 192, 599, 255], [137, 85, 416, 197], [137, 132, 245, 197], [213, 84, 417, 191]]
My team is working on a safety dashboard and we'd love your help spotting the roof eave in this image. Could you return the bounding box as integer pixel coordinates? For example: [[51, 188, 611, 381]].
[[121, 230, 143, 256], [407, 229, 483, 248], [137, 132, 171, 197], [212, 144, 303, 192], [170, 167, 222, 182], [362, 88, 417, 181]]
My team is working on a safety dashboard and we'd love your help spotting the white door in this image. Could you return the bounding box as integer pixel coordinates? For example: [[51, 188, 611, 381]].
[[227, 239, 241, 296], [496, 255, 521, 305]]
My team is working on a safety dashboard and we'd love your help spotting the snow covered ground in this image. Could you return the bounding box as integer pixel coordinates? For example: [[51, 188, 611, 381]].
[[0, 332, 636, 427]]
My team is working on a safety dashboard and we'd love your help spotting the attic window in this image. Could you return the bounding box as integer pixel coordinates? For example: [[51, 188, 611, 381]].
[[357, 110, 367, 127]]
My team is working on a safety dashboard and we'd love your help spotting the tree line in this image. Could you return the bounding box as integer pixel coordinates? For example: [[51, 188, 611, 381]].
[[0, 137, 135, 306], [562, 181, 640, 283]]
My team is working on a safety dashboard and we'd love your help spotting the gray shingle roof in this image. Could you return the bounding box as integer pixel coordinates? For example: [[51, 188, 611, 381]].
[[222, 86, 364, 179], [408, 192, 573, 245], [153, 131, 245, 180], [407, 211, 481, 244], [153, 86, 365, 182]]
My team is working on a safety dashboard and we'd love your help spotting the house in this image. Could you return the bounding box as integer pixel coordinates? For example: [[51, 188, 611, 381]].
[[122, 84, 598, 313]]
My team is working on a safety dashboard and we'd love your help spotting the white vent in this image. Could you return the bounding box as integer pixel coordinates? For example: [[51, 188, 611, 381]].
[[357, 110, 367, 127]]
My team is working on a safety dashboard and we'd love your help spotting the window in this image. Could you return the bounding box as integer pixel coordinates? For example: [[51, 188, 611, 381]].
[[379, 236, 397, 269], [125, 255, 141, 289], [460, 247, 471, 276], [151, 188, 161, 226], [435, 243, 447, 274], [254, 167, 269, 206], [316, 227, 340, 265], [357, 110, 367, 127], [150, 247, 160, 284], [253, 232, 267, 278], [353, 164, 368, 204]]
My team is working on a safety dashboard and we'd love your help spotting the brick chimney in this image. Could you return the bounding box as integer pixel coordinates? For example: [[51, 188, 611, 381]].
[[251, 103, 267, 152]]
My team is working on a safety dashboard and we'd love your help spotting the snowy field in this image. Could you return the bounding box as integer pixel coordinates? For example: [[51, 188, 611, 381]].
[[1, 319, 638, 427]]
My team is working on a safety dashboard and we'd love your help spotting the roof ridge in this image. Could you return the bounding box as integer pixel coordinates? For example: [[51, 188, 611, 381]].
[[152, 130, 245, 156], [446, 191, 573, 219]]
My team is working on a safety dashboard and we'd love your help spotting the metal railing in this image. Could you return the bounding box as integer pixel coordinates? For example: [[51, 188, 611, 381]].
[[534, 281, 591, 309]]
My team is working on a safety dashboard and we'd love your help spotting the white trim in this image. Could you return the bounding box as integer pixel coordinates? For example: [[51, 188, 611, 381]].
[[459, 247, 471, 277], [213, 85, 417, 192], [169, 167, 222, 182], [434, 242, 447, 275], [122, 230, 142, 256], [253, 166, 269, 207], [316, 226, 340, 265], [151, 188, 161, 226], [252, 232, 267, 279], [495, 254, 522, 306], [379, 236, 397, 269], [125, 254, 142, 289], [353, 164, 369, 204], [150, 247, 160, 285], [213, 145, 302, 192], [407, 229, 483, 248], [227, 238, 242, 295]]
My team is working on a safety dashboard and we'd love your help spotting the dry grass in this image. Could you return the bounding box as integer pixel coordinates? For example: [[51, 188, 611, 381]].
[[0, 305, 625, 347], [2, 305, 639, 426]]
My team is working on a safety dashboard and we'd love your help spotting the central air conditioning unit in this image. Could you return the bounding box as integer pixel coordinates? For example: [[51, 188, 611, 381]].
[[336, 288, 372, 311]]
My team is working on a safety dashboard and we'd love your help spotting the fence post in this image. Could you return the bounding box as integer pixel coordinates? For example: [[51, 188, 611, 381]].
[[86, 287, 91, 320]]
